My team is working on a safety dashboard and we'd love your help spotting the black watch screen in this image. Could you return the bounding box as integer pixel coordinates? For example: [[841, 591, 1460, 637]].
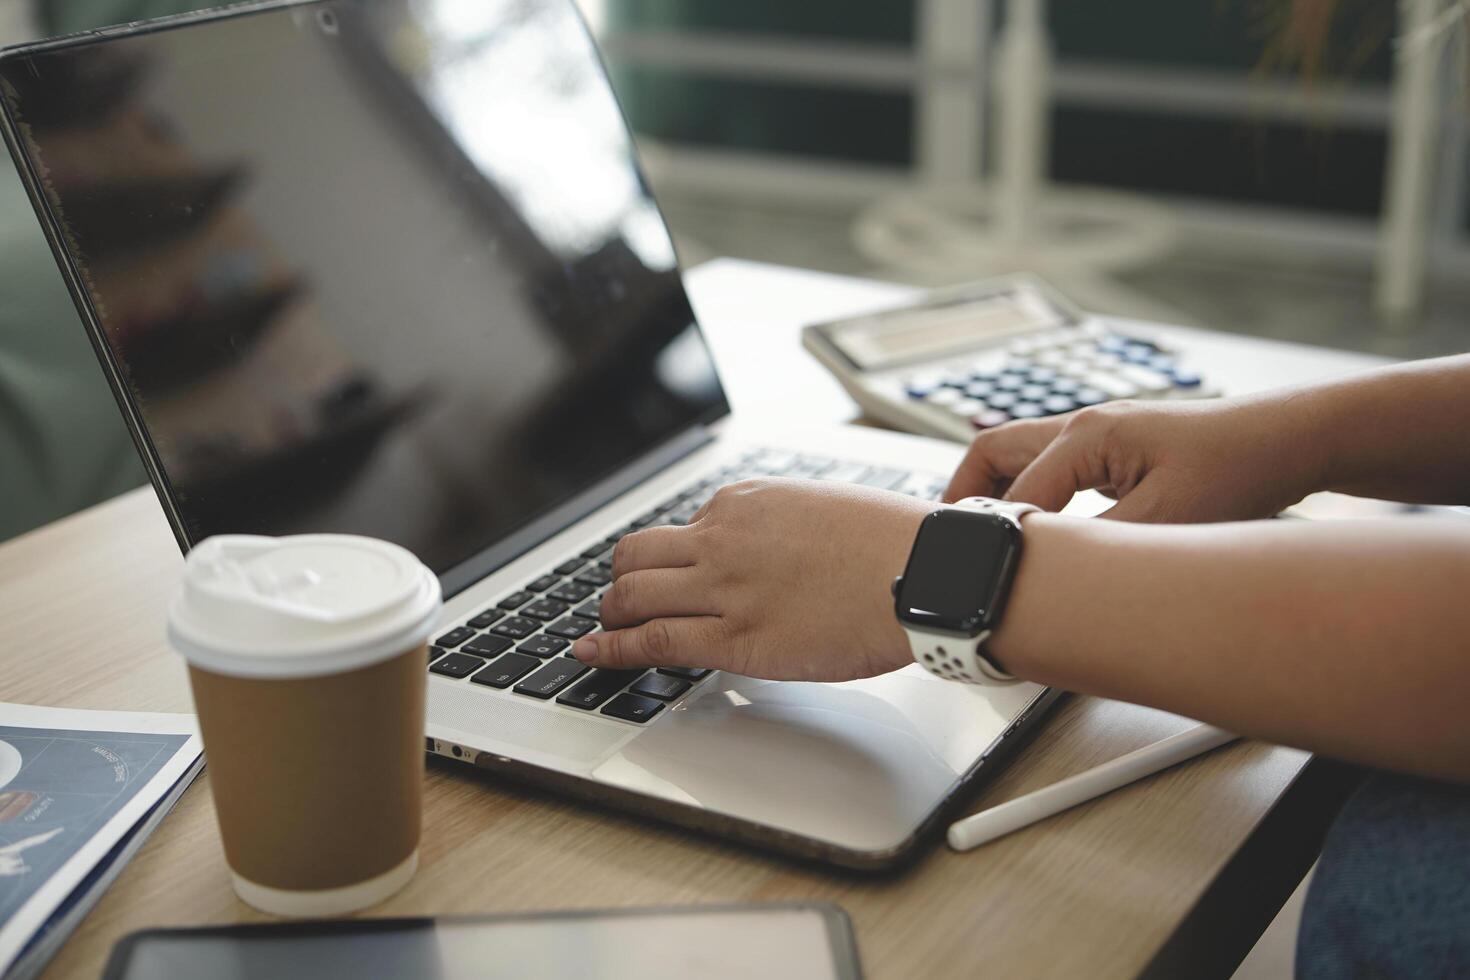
[[894, 509, 1023, 636]]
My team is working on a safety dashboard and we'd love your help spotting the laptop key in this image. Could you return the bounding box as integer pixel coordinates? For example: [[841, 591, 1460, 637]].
[[517, 634, 569, 658], [556, 669, 645, 710], [490, 616, 539, 640], [513, 659, 589, 699], [497, 590, 535, 610], [574, 566, 612, 587], [581, 543, 611, 560], [470, 653, 542, 689], [573, 599, 601, 621], [525, 575, 560, 593], [601, 693, 664, 724], [548, 581, 594, 603], [554, 558, 584, 576], [427, 645, 447, 665], [630, 673, 691, 701], [463, 634, 514, 658], [546, 616, 597, 640], [521, 597, 570, 621], [657, 666, 710, 680], [434, 627, 475, 648], [430, 652, 485, 679], [468, 609, 505, 629]]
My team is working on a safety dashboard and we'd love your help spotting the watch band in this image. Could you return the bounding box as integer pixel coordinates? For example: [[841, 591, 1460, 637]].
[[905, 497, 1039, 685]]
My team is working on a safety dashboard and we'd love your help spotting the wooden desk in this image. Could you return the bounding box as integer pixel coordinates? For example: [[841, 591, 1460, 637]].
[[3, 260, 1382, 979]]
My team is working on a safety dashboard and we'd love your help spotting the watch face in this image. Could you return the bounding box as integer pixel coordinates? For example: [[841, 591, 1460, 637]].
[[895, 509, 1022, 635]]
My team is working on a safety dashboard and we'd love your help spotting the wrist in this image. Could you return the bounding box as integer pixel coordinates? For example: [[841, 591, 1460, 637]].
[[983, 512, 1065, 681]]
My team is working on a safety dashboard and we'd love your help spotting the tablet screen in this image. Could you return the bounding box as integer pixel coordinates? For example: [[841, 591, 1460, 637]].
[[107, 906, 860, 980]]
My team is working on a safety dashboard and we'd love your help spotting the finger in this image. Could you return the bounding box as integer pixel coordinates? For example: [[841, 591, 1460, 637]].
[[944, 418, 1067, 502], [1003, 431, 1113, 513], [1097, 477, 1174, 523], [571, 616, 728, 671], [599, 567, 715, 629], [611, 524, 697, 576]]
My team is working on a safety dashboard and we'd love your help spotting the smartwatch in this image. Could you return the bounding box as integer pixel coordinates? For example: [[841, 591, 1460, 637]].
[[892, 497, 1039, 685]]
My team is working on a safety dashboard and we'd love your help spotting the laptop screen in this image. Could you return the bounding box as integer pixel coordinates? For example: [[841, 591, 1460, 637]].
[[0, 0, 728, 576]]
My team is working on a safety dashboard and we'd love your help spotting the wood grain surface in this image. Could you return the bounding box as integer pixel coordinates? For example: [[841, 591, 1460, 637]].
[[1, 488, 1312, 980]]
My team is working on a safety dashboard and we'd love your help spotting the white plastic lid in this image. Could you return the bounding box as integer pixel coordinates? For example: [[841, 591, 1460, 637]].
[[168, 534, 442, 679]]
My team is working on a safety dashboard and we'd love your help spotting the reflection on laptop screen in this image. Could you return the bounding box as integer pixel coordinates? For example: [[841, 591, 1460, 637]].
[[0, 0, 728, 575]]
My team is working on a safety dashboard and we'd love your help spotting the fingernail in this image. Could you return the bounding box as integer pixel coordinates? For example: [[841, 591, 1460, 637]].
[[572, 639, 596, 661]]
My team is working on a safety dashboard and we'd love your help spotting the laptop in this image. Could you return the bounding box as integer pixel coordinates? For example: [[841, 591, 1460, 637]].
[[0, 0, 1059, 869]]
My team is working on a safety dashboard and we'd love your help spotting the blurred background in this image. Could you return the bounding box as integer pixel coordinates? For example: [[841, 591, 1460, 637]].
[[2, 0, 1468, 543]]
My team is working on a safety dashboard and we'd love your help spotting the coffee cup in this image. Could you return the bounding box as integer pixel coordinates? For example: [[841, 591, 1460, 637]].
[[168, 534, 441, 917]]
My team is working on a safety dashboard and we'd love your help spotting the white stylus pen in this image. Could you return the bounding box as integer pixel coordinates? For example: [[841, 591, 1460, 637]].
[[947, 724, 1240, 851]]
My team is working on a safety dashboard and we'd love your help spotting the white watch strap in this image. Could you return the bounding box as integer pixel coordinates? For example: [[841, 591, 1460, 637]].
[[906, 497, 1039, 686]]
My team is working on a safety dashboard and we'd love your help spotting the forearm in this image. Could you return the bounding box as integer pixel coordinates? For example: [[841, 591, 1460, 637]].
[[1285, 354, 1470, 505], [992, 515, 1470, 781]]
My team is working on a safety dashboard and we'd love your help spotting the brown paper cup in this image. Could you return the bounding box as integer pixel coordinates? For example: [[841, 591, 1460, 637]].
[[168, 534, 441, 917], [188, 646, 426, 915]]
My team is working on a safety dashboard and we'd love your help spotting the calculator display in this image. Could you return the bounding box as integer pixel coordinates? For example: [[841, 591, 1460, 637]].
[[825, 286, 1068, 371]]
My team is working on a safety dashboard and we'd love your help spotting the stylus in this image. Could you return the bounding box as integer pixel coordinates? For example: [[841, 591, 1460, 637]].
[[946, 724, 1239, 852]]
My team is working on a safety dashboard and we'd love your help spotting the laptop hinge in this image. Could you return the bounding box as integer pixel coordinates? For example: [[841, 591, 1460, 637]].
[[438, 423, 718, 598]]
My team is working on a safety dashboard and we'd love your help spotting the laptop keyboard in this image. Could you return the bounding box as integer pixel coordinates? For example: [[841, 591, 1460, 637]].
[[427, 447, 949, 725]]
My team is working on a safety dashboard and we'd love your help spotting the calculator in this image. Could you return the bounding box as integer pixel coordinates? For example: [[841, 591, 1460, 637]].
[[801, 275, 1215, 443]]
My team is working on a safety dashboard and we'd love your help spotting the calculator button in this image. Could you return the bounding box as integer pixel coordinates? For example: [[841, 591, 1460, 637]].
[[1116, 365, 1172, 393], [964, 381, 995, 399], [949, 398, 984, 417], [1035, 350, 1067, 367], [1098, 335, 1129, 354], [926, 387, 962, 406], [986, 391, 1019, 410], [1123, 344, 1157, 363], [1061, 359, 1094, 377], [1010, 402, 1046, 420], [996, 375, 1025, 391], [1019, 384, 1049, 401], [972, 409, 1011, 429], [1027, 367, 1057, 383], [1084, 373, 1139, 399], [939, 370, 970, 388], [1049, 376, 1081, 395], [1148, 354, 1176, 373], [1074, 388, 1111, 406], [1042, 395, 1079, 415], [1172, 370, 1203, 388]]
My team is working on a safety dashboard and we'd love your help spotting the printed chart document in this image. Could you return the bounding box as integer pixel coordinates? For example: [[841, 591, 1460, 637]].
[[0, 703, 202, 980]]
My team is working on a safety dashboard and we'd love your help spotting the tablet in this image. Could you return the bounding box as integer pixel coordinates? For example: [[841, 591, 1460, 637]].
[[102, 904, 862, 980]]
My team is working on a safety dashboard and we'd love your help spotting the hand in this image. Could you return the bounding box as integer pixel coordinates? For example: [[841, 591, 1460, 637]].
[[945, 398, 1324, 522], [571, 479, 933, 680]]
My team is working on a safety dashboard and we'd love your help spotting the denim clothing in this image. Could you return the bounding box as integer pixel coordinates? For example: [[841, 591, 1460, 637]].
[[1298, 772, 1470, 978]]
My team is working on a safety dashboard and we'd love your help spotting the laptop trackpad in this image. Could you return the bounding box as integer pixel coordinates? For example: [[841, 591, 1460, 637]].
[[594, 669, 1042, 856]]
